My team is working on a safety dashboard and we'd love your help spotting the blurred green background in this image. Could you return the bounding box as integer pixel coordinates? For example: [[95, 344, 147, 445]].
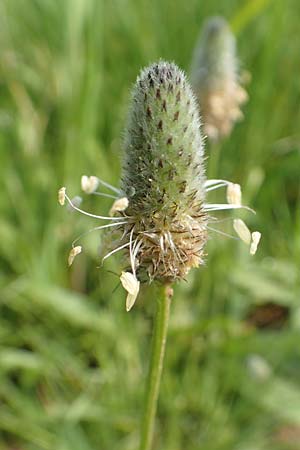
[[0, 0, 300, 449]]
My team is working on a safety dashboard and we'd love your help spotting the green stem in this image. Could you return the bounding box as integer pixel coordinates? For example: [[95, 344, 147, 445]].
[[139, 284, 172, 450]]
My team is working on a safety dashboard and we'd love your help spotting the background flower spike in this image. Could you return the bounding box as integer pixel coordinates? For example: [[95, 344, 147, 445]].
[[191, 16, 248, 141]]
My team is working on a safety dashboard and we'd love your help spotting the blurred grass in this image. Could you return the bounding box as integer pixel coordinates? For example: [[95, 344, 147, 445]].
[[0, 0, 300, 449]]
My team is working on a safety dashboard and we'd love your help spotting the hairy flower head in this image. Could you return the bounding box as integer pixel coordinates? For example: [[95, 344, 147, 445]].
[[119, 61, 208, 282], [191, 17, 248, 141]]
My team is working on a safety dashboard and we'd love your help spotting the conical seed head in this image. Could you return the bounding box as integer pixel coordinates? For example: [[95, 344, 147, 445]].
[[120, 61, 207, 282]]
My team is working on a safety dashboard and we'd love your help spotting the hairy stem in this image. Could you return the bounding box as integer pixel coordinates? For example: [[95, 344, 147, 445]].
[[139, 284, 173, 450]]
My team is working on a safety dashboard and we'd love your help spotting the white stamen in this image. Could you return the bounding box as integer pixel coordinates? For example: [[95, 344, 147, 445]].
[[226, 183, 242, 206], [207, 226, 239, 240], [120, 271, 140, 312], [128, 232, 143, 277], [120, 271, 139, 295], [81, 175, 99, 194], [205, 183, 228, 192], [67, 196, 82, 212], [126, 290, 139, 312], [58, 187, 66, 205], [129, 227, 136, 275], [204, 179, 231, 188], [97, 178, 121, 194], [92, 192, 117, 199], [250, 231, 261, 255], [204, 179, 232, 192], [207, 216, 235, 224], [68, 246, 82, 266], [204, 203, 254, 213], [233, 219, 251, 245], [71, 221, 127, 247], [65, 193, 125, 221], [102, 241, 130, 263], [109, 197, 129, 216], [132, 239, 143, 271]]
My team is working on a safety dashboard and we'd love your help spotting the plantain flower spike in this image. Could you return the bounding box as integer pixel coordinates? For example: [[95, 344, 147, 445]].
[[191, 17, 248, 141], [58, 61, 260, 311], [121, 61, 208, 282]]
